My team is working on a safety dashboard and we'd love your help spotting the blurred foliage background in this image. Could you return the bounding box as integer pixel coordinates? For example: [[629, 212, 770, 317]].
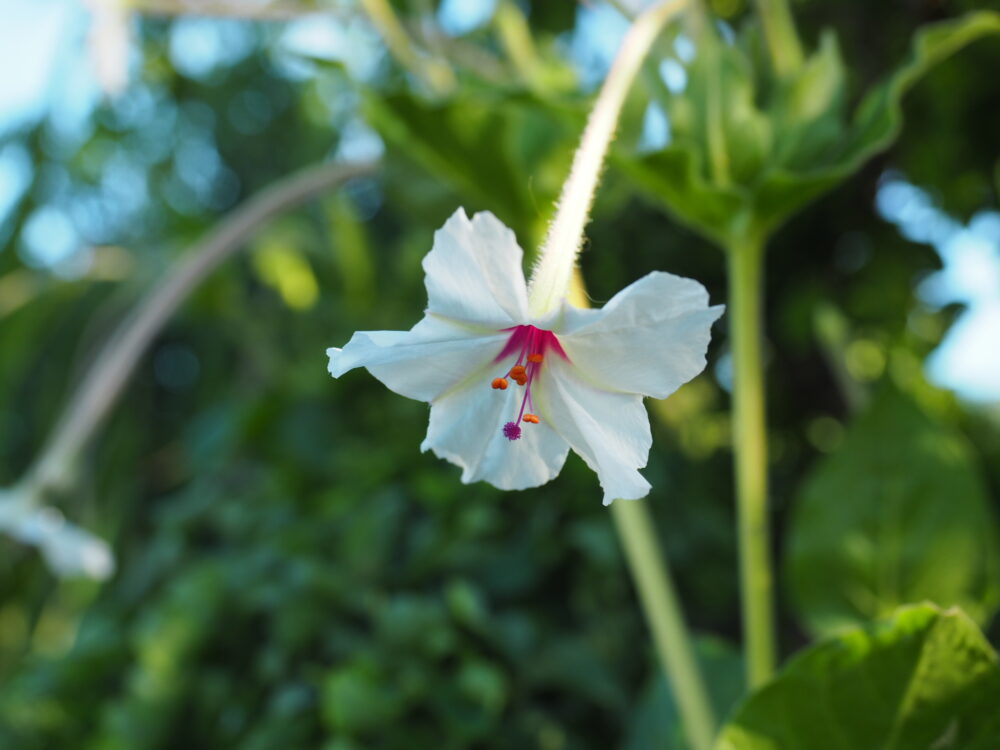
[[0, 0, 999, 748]]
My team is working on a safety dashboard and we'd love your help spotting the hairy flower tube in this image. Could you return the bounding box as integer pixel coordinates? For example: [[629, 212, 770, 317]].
[[328, 209, 723, 505]]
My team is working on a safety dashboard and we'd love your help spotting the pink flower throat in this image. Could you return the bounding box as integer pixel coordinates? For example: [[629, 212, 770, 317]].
[[489, 325, 567, 441]]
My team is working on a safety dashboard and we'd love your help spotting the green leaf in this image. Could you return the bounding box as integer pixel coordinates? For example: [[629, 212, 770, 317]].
[[755, 11, 1000, 233], [617, 146, 744, 247], [715, 604, 1000, 750], [363, 89, 579, 242], [321, 658, 406, 734], [767, 31, 847, 163], [673, 39, 774, 187], [621, 12, 1000, 247], [786, 385, 1000, 637], [846, 11, 1000, 164]]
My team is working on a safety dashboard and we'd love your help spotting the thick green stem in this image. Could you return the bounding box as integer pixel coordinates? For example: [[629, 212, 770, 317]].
[[754, 0, 804, 77], [727, 231, 776, 689], [612, 500, 717, 750]]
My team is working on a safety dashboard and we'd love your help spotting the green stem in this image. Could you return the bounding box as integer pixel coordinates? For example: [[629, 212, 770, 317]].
[[727, 230, 776, 689], [704, 48, 731, 188], [359, 0, 455, 95], [612, 500, 717, 750], [568, 270, 715, 749], [494, 0, 540, 86], [754, 0, 804, 76]]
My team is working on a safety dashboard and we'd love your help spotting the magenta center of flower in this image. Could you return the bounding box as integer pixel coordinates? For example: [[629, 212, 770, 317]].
[[489, 325, 567, 441]]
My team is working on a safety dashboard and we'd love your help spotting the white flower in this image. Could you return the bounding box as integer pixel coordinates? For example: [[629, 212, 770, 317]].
[[0, 488, 114, 580], [327, 209, 723, 505]]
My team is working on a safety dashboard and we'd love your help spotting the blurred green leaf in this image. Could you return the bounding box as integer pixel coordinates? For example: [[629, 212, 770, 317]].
[[321, 657, 406, 734], [363, 89, 579, 242], [445, 579, 488, 630], [618, 144, 745, 247], [325, 194, 375, 311], [786, 385, 1000, 637], [621, 12, 1000, 247], [251, 225, 320, 310], [755, 10, 1000, 234], [716, 604, 1000, 750], [457, 659, 507, 718], [669, 38, 773, 187], [766, 31, 847, 170]]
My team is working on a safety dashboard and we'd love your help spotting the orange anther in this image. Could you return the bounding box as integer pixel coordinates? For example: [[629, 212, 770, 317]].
[[513, 376, 528, 386], [491, 378, 508, 390], [523, 414, 540, 424], [527, 353, 543, 363], [510, 365, 527, 378]]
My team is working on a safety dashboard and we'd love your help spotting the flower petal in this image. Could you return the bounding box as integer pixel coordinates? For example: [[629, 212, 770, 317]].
[[422, 378, 570, 491], [555, 271, 724, 399], [423, 208, 530, 328], [328, 315, 507, 402], [537, 357, 652, 505], [0, 493, 114, 580]]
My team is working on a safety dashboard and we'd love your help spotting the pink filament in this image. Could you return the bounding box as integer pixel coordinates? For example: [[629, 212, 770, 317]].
[[493, 326, 567, 441]]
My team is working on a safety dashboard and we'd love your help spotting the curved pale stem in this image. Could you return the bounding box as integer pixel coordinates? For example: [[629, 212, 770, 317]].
[[527, 0, 688, 317], [24, 160, 379, 500]]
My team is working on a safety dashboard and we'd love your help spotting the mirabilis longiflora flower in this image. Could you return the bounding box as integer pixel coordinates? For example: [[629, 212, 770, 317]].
[[327, 209, 724, 505]]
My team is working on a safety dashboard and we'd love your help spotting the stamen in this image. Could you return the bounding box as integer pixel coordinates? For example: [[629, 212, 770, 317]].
[[490, 325, 568, 441]]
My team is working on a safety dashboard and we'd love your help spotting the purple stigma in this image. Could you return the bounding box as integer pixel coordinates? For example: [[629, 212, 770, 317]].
[[503, 421, 522, 441]]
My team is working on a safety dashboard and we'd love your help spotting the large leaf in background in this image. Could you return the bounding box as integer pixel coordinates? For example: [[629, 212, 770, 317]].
[[664, 35, 774, 189], [715, 604, 1000, 750], [618, 146, 744, 247], [786, 385, 1000, 637], [363, 90, 580, 243], [755, 10, 1000, 232], [620, 11, 1000, 248]]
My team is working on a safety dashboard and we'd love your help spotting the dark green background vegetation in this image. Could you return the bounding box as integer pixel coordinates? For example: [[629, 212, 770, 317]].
[[1, 0, 999, 747]]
